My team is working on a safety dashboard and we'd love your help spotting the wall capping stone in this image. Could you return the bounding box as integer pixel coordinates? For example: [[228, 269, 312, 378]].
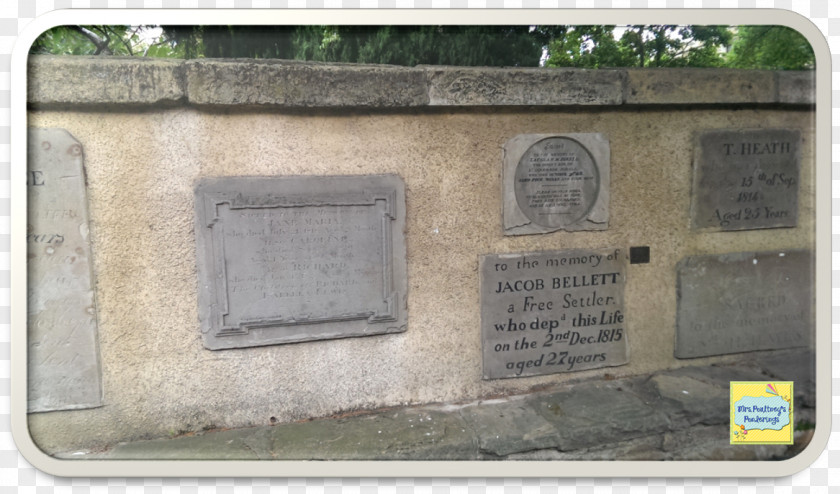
[[27, 55, 815, 109]]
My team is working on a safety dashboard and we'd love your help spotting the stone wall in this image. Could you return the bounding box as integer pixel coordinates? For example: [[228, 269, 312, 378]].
[[26, 56, 815, 454]]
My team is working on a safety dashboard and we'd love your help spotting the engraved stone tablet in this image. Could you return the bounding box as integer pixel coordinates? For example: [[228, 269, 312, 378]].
[[195, 175, 407, 350], [503, 134, 609, 235], [480, 249, 628, 379], [675, 250, 812, 358], [27, 128, 103, 412], [691, 129, 800, 231]]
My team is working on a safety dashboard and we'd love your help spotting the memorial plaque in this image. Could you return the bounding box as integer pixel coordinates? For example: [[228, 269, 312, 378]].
[[675, 250, 812, 358], [691, 129, 800, 231], [480, 249, 628, 379], [27, 128, 103, 412], [195, 175, 407, 350], [503, 134, 609, 236]]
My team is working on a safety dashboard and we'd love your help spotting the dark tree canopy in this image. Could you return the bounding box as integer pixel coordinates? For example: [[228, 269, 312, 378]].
[[29, 24, 816, 71]]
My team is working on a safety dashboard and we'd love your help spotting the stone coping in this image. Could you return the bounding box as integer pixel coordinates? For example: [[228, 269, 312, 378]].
[[27, 55, 815, 109]]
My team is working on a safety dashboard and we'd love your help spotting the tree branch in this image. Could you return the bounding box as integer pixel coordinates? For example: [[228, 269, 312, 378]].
[[69, 26, 112, 55]]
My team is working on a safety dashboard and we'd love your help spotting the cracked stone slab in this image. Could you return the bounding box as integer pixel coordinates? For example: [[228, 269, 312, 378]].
[[27, 128, 103, 413], [86, 428, 264, 460], [753, 350, 816, 408], [651, 374, 729, 427], [263, 409, 479, 460], [664, 424, 789, 461], [675, 250, 813, 358], [508, 434, 666, 461], [460, 398, 560, 457], [527, 382, 671, 452], [502, 133, 609, 235]]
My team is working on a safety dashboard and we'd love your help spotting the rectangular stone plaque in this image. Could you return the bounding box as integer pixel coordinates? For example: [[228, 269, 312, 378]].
[[691, 128, 800, 231], [675, 250, 812, 358], [195, 175, 407, 350], [480, 249, 628, 379], [503, 134, 609, 236], [27, 128, 103, 412]]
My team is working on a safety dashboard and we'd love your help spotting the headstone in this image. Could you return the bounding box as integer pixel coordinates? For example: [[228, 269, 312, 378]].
[[27, 128, 103, 412], [503, 134, 609, 235], [675, 250, 812, 358], [194, 175, 407, 350], [480, 248, 628, 379], [691, 129, 800, 231]]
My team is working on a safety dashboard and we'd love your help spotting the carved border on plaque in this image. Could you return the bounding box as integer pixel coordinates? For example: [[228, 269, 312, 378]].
[[200, 189, 400, 338]]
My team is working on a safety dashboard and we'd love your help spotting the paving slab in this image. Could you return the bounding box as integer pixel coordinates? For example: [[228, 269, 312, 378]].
[[460, 398, 560, 457], [61, 356, 814, 462], [526, 381, 672, 452]]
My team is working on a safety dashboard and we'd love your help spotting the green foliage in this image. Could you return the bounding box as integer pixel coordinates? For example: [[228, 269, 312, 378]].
[[30, 24, 814, 71], [547, 25, 732, 69], [163, 25, 545, 67], [30, 25, 185, 58], [545, 26, 630, 68], [728, 26, 814, 70]]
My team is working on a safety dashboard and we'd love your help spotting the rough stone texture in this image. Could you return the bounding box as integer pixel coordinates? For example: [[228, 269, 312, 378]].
[[754, 350, 816, 408], [650, 374, 729, 427], [27, 128, 103, 412], [675, 250, 812, 358], [27, 57, 814, 108], [185, 59, 428, 108], [26, 102, 815, 454], [624, 68, 777, 105], [426, 67, 624, 106], [777, 71, 816, 105], [28, 56, 184, 107], [60, 356, 815, 461], [691, 128, 800, 231], [526, 381, 672, 452], [459, 398, 559, 457]]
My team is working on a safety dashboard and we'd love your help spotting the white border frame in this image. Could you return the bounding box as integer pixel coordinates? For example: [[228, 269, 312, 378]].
[[9, 8, 831, 478]]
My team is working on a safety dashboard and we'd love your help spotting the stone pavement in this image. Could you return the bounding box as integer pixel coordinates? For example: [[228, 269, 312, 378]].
[[61, 349, 815, 461]]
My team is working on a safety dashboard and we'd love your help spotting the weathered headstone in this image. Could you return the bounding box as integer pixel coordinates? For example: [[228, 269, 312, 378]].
[[675, 250, 812, 358], [503, 134, 609, 235], [194, 175, 407, 350], [480, 249, 628, 379], [691, 129, 800, 231], [27, 128, 103, 412]]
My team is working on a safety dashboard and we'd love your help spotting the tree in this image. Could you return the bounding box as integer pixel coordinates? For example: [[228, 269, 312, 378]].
[[161, 25, 546, 67], [727, 26, 814, 70], [30, 24, 814, 71], [30, 25, 184, 58], [546, 25, 732, 69]]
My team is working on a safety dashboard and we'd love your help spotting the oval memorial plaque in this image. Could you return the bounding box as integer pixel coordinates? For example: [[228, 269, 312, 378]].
[[504, 134, 609, 235], [513, 137, 600, 228]]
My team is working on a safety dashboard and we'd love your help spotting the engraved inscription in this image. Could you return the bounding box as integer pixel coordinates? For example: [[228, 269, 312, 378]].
[[480, 249, 628, 379], [27, 128, 103, 413], [675, 250, 812, 358], [514, 137, 599, 228], [216, 204, 387, 329], [503, 133, 609, 235], [692, 129, 800, 231], [195, 176, 407, 350]]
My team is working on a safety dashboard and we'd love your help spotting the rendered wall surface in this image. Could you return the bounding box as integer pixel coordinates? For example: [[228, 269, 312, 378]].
[[25, 57, 816, 454]]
